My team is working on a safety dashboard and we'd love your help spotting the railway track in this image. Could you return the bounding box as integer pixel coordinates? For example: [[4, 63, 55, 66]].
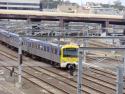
[[0, 45, 110, 94], [0, 44, 125, 94], [0, 52, 81, 94], [0, 46, 89, 94]]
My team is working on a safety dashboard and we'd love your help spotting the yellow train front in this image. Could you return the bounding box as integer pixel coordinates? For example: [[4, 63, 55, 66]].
[[60, 44, 79, 69]]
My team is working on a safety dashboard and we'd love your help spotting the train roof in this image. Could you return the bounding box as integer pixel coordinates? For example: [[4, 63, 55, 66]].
[[0, 29, 19, 37], [25, 37, 61, 48], [0, 29, 61, 47], [0, 29, 78, 48]]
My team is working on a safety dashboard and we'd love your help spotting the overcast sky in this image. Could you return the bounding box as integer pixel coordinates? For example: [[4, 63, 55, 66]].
[[68, 0, 125, 5]]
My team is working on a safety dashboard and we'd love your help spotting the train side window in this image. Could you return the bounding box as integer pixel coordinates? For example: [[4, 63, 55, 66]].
[[38, 44, 40, 49], [24, 41, 27, 45], [44, 46, 46, 51], [59, 50, 61, 55], [25, 41, 26, 45], [15, 37, 16, 42], [55, 48, 57, 54], [26, 41, 28, 45], [29, 42, 31, 47], [34, 43, 37, 48], [40, 45, 43, 50], [33, 43, 35, 48], [39, 44, 40, 49], [30, 42, 32, 48], [34, 43, 36, 48], [49, 46, 52, 53], [30, 42, 31, 47], [22, 41, 24, 45], [25, 41, 27, 45], [36, 43, 38, 48], [28, 42, 29, 47], [47, 46, 49, 52], [33, 42, 34, 48], [37, 44, 39, 49], [14, 37, 16, 42], [23, 41, 25, 45], [57, 48, 60, 55], [51, 47, 54, 53], [32, 42, 34, 48], [53, 48, 55, 54], [25, 42, 27, 46], [27, 42, 29, 46]]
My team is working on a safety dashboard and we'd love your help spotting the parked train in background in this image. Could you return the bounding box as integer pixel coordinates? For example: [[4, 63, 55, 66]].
[[0, 29, 79, 68]]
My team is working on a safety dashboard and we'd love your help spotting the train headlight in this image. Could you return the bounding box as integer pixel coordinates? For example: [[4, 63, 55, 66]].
[[61, 60, 66, 63]]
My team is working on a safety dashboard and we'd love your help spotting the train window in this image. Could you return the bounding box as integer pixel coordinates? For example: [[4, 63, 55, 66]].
[[32, 43, 35, 48], [22, 41, 24, 45], [27, 41, 29, 45], [22, 42, 24, 45], [23, 40, 24, 45], [63, 48, 78, 57], [32, 42, 34, 48], [55, 48, 57, 54], [53, 48, 55, 54], [44, 46, 46, 51], [51, 47, 54, 53], [30, 42, 32, 48], [14, 37, 16, 41], [32, 43, 34, 48], [58, 49, 61, 55], [47, 46, 50, 52], [31, 43, 33, 48], [29, 42, 31, 47], [14, 37, 17, 42], [34, 43, 36, 48], [27, 42, 29, 46], [40, 45, 43, 50], [57, 48, 60, 55], [38, 44, 40, 49], [36, 43, 38, 48], [25, 41, 27, 45], [37, 44, 39, 49], [35, 43, 38, 49], [49, 47, 52, 53], [24, 40, 26, 45]]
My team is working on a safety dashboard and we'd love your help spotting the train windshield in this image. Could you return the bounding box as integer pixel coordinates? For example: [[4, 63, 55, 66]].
[[63, 48, 78, 57]]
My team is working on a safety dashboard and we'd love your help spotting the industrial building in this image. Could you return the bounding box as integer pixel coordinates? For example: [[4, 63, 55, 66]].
[[0, 0, 40, 10]]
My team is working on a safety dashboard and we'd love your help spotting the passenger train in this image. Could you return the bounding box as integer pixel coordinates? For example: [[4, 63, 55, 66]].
[[0, 29, 79, 68]]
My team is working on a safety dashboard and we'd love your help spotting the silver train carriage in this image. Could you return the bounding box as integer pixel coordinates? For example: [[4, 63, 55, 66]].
[[0, 29, 79, 68]]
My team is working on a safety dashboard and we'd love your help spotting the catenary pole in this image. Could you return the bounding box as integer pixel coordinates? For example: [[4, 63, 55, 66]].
[[18, 37, 23, 86]]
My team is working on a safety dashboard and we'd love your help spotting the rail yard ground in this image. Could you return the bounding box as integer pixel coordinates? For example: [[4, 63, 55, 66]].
[[0, 42, 125, 94]]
